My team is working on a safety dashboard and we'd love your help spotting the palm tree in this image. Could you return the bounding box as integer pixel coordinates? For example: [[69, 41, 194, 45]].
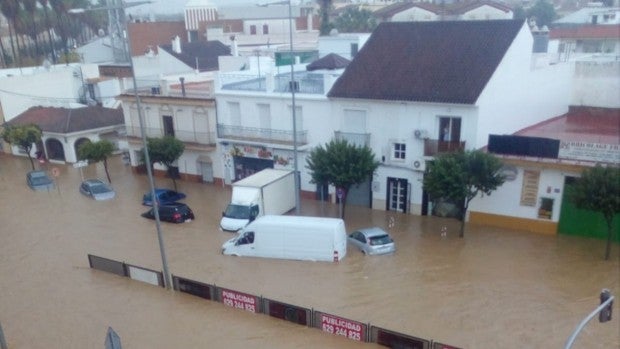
[[0, 0, 19, 66], [22, 0, 41, 58], [49, 0, 70, 63], [39, 0, 57, 63]]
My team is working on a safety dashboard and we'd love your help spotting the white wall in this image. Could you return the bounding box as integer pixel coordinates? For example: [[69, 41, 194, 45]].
[[571, 60, 620, 108], [476, 24, 572, 148], [469, 166, 579, 223], [0, 65, 87, 121], [392, 8, 439, 22], [461, 6, 513, 20], [318, 33, 371, 60]]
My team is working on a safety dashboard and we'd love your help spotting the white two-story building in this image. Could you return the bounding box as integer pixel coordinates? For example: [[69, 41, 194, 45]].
[[326, 19, 572, 215]]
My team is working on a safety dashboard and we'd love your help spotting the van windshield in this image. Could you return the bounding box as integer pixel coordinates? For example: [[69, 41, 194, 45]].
[[224, 204, 250, 219]]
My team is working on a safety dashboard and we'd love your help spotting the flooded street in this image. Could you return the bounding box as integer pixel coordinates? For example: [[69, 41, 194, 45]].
[[0, 154, 618, 348]]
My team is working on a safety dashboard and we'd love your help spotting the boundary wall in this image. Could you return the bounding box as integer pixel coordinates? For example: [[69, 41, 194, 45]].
[[87, 254, 461, 349]]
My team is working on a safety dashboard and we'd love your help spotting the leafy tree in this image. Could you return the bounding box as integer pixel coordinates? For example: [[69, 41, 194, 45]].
[[423, 150, 505, 238], [569, 165, 620, 260], [526, 0, 557, 28], [77, 139, 115, 183], [513, 6, 527, 21], [146, 136, 185, 190], [334, 7, 377, 33], [2, 124, 43, 170], [306, 139, 379, 218]]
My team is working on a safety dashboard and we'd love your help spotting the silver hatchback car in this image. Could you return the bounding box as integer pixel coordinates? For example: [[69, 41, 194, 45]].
[[348, 227, 395, 255]]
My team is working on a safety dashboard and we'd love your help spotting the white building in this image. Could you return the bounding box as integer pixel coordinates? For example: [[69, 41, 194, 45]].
[[327, 20, 572, 214]]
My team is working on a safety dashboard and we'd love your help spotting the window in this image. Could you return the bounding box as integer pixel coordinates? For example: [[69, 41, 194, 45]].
[[392, 143, 406, 160], [258, 104, 271, 129], [250, 25, 257, 35], [228, 102, 241, 126], [236, 232, 255, 245], [438, 117, 461, 142], [163, 115, 174, 137], [538, 198, 554, 219], [288, 81, 299, 92], [262, 24, 269, 34]]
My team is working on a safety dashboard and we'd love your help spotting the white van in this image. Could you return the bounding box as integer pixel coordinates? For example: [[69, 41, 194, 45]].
[[221, 215, 347, 262]]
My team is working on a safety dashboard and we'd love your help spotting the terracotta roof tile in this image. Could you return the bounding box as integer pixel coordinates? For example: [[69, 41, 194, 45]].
[[6, 106, 124, 134], [549, 24, 620, 39], [515, 106, 620, 144], [128, 21, 188, 56], [328, 20, 525, 104]]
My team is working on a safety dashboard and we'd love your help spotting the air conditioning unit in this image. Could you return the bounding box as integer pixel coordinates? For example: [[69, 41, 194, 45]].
[[412, 157, 426, 171], [413, 129, 429, 139]]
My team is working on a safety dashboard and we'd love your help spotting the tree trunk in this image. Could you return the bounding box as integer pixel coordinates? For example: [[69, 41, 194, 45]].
[[43, 7, 56, 63], [103, 158, 111, 183], [459, 199, 469, 238], [604, 216, 613, 261]]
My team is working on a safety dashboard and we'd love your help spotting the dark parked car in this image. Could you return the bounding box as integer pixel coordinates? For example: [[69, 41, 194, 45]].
[[142, 189, 186, 206], [26, 170, 55, 191], [141, 202, 195, 223]]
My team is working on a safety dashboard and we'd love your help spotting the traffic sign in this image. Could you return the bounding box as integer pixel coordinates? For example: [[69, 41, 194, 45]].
[[73, 160, 88, 168]]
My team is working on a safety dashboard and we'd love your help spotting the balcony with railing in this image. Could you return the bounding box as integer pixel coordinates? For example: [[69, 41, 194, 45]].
[[334, 131, 371, 147], [217, 124, 307, 146], [423, 139, 466, 156], [125, 126, 216, 146]]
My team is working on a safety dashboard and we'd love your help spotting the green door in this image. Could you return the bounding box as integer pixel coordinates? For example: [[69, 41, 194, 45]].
[[558, 177, 620, 242]]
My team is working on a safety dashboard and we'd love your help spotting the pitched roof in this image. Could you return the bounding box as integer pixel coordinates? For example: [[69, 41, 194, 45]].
[[373, 2, 443, 19], [128, 22, 188, 56], [328, 20, 525, 104], [449, 1, 513, 14], [6, 106, 124, 134], [306, 53, 351, 71], [514, 106, 620, 145], [159, 40, 231, 72]]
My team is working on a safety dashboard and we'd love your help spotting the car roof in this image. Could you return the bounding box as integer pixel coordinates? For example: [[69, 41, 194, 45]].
[[83, 179, 105, 185], [28, 170, 47, 176], [355, 227, 389, 238], [160, 202, 188, 208]]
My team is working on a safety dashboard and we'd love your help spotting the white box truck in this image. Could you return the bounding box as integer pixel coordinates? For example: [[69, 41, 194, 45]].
[[220, 169, 296, 231], [221, 215, 347, 262]]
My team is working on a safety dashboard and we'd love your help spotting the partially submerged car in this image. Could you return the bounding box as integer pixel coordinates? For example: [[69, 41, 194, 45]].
[[142, 189, 186, 206], [26, 170, 55, 191], [79, 179, 115, 201], [348, 227, 395, 255], [141, 202, 195, 223]]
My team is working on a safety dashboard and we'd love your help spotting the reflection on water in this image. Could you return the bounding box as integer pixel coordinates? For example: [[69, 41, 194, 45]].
[[0, 154, 618, 348]]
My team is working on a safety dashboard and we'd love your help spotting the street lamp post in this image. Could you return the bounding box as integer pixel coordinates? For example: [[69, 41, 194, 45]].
[[287, 0, 301, 214], [70, 1, 172, 289]]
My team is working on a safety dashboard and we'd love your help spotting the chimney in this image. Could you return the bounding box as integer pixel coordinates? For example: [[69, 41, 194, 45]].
[[230, 35, 238, 57], [172, 36, 182, 54], [179, 77, 186, 97]]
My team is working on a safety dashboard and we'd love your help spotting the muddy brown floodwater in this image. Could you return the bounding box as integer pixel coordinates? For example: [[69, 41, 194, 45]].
[[0, 154, 618, 349]]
